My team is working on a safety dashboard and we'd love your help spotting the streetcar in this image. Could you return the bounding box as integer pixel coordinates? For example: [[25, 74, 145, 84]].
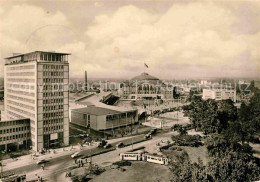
[[119, 152, 169, 165]]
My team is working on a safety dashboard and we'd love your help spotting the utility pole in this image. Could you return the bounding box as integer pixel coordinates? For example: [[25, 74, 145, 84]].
[[112, 124, 114, 137], [177, 98, 179, 124], [131, 118, 134, 151], [0, 162, 2, 179]]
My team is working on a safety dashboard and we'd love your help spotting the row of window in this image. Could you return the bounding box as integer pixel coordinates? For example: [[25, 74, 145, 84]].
[[43, 112, 64, 118], [43, 105, 63, 111], [43, 65, 64, 70], [7, 84, 35, 90], [43, 72, 63, 77], [7, 105, 35, 118], [44, 125, 63, 132], [43, 98, 64, 104], [43, 78, 65, 83], [42, 91, 63, 97], [0, 133, 30, 142], [7, 72, 34, 76], [40, 54, 68, 62], [7, 89, 35, 97], [0, 126, 30, 134], [7, 111, 25, 119], [43, 85, 63, 90], [43, 78, 64, 85], [7, 65, 35, 71], [7, 94, 35, 104], [106, 112, 136, 120], [43, 119, 64, 125], [7, 78, 35, 83], [0, 119, 29, 127], [8, 100, 35, 111]]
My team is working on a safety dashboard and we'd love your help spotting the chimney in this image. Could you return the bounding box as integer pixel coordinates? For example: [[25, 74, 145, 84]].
[[85, 71, 88, 91]]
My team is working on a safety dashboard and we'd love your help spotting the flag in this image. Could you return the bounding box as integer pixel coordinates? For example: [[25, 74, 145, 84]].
[[144, 63, 149, 68]]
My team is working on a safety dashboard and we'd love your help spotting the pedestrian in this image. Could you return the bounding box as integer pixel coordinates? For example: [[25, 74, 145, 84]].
[[75, 159, 77, 164]]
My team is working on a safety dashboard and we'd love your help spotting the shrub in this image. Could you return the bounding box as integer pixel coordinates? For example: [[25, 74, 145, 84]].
[[112, 160, 132, 167]]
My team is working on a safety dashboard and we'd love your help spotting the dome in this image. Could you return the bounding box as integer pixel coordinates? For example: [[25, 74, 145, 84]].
[[131, 72, 160, 81], [129, 72, 161, 86]]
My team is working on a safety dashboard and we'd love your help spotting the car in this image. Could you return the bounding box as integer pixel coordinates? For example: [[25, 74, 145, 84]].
[[79, 134, 89, 138], [103, 143, 112, 149], [71, 152, 81, 158], [144, 134, 152, 140], [116, 142, 124, 148], [36, 159, 46, 164], [150, 128, 157, 135], [98, 140, 107, 148]]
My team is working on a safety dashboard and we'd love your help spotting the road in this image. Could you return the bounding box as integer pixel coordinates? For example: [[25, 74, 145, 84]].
[[2, 130, 175, 181]]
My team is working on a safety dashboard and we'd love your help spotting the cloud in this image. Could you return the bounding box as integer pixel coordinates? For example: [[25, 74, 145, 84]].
[[0, 4, 69, 77], [82, 2, 260, 78], [0, 1, 259, 79]]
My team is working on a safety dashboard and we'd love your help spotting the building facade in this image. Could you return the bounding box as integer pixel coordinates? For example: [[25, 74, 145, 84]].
[[71, 106, 138, 130], [0, 118, 30, 151], [4, 51, 69, 151], [118, 72, 174, 100], [202, 89, 237, 102]]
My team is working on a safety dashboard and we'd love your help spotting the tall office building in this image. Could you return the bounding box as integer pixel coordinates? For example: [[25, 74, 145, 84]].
[[4, 51, 69, 151]]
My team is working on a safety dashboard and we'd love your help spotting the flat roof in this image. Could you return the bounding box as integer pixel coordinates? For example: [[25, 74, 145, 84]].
[[5, 51, 70, 59], [0, 118, 30, 122], [72, 106, 121, 116]]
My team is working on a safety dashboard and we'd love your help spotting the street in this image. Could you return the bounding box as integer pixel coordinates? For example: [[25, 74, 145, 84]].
[[2, 129, 175, 181]]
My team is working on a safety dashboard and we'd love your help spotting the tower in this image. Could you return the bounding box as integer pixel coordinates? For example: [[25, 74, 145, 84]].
[[4, 51, 70, 151]]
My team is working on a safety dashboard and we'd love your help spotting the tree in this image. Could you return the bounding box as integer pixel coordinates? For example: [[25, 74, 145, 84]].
[[192, 157, 209, 182], [170, 151, 192, 182], [207, 150, 260, 182], [206, 134, 260, 182], [171, 152, 210, 182]]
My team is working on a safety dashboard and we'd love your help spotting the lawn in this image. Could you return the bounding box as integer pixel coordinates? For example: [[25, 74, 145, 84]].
[[91, 161, 172, 182]]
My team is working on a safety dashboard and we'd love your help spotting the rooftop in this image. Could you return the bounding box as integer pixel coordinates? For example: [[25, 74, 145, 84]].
[[131, 72, 160, 81], [72, 106, 121, 116], [5, 51, 70, 59]]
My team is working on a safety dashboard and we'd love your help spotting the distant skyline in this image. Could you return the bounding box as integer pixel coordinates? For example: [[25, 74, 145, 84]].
[[0, 0, 259, 79]]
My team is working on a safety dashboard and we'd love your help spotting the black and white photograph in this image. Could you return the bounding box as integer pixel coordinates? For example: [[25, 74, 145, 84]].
[[0, 0, 259, 181]]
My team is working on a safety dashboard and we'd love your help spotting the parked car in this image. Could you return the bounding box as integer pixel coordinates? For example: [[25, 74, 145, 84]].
[[116, 142, 124, 148], [71, 152, 81, 159], [103, 143, 112, 149], [36, 159, 46, 164], [144, 134, 152, 140], [98, 140, 108, 148], [150, 128, 157, 135]]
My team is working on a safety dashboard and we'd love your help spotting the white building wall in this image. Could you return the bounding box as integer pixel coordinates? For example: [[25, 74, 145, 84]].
[[4, 61, 38, 150], [202, 89, 236, 102]]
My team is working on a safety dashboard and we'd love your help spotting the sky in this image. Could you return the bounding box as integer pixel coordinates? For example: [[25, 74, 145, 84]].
[[0, 0, 259, 80]]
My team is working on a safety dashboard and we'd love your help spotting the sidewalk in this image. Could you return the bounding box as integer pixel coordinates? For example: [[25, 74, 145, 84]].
[[2, 134, 142, 172]]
